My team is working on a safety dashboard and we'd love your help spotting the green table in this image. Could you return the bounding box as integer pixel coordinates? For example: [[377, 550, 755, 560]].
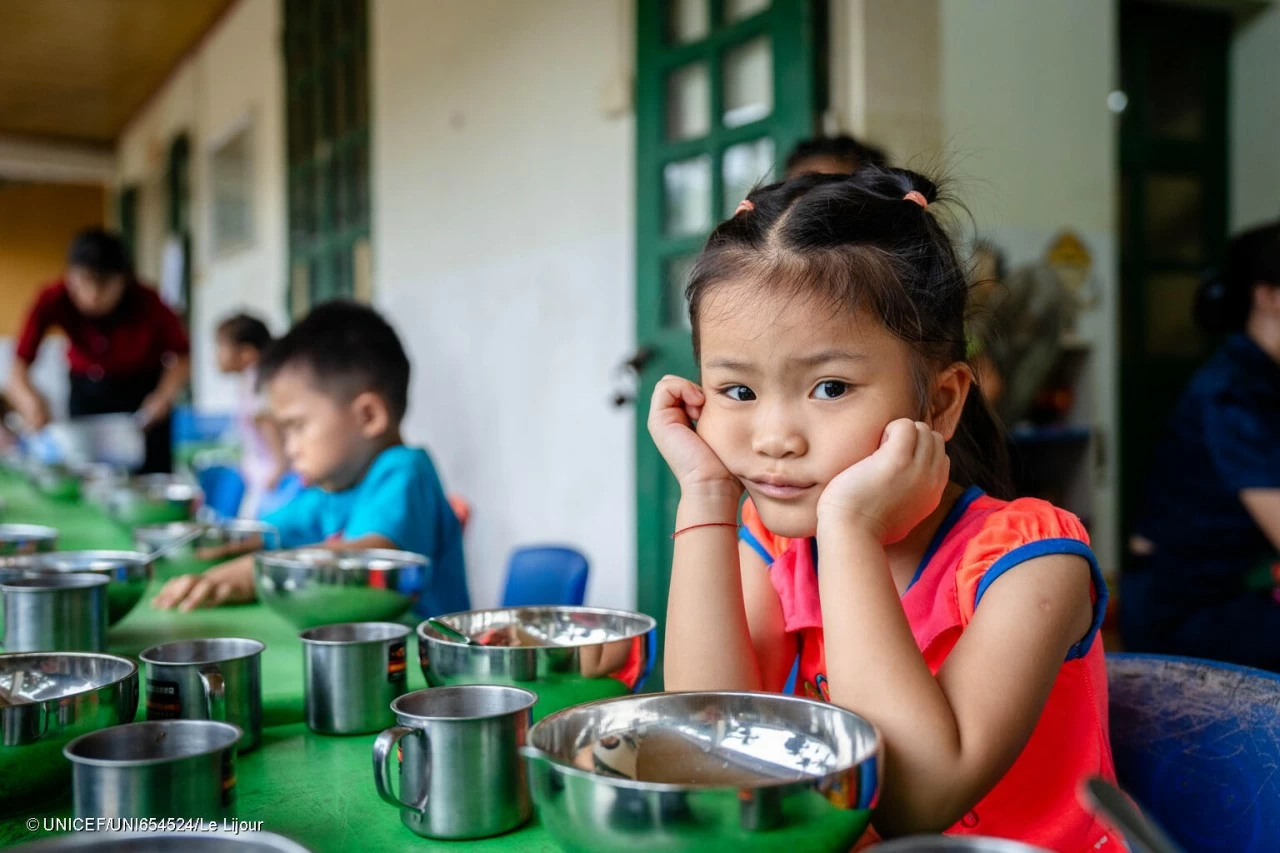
[[0, 475, 559, 852]]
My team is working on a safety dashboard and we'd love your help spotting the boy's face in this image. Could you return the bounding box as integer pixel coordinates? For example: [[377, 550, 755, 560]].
[[66, 266, 127, 317], [265, 366, 388, 491]]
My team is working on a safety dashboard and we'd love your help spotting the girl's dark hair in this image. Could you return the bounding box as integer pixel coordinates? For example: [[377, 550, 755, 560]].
[[67, 228, 133, 279], [1195, 221, 1280, 335], [216, 312, 273, 351], [686, 166, 1014, 499], [784, 135, 888, 175]]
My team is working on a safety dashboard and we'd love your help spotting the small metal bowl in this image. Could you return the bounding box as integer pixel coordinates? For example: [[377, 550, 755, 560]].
[[77, 463, 127, 508], [105, 476, 202, 527], [16, 551, 154, 625], [418, 606, 656, 719], [0, 651, 139, 811], [134, 520, 280, 575], [0, 524, 58, 556], [254, 549, 431, 629], [10, 832, 311, 852], [523, 691, 881, 852], [33, 463, 81, 501]]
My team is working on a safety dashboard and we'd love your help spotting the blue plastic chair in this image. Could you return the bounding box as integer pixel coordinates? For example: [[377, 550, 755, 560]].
[[500, 546, 589, 608], [196, 464, 246, 521], [1108, 653, 1280, 852]]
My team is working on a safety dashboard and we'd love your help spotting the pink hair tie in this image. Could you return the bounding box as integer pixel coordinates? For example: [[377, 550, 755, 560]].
[[734, 199, 755, 216], [903, 190, 929, 209]]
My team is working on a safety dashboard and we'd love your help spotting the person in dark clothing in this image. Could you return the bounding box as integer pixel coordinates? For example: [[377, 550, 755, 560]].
[[1123, 221, 1280, 669]]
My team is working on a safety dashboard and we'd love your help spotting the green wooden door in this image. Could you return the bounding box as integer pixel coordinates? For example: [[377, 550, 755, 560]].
[[284, 0, 371, 316], [1118, 3, 1230, 551], [634, 0, 822, 672]]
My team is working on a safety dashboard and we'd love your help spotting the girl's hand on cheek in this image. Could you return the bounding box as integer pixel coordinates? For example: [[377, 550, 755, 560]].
[[647, 375, 742, 501], [816, 418, 949, 543]]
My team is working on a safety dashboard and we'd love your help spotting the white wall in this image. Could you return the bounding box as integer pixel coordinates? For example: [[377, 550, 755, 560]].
[[372, 0, 637, 609], [115, 0, 289, 411], [1231, 1, 1280, 233], [937, 0, 1120, 570]]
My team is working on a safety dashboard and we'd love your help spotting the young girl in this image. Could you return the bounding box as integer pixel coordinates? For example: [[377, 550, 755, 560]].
[[648, 168, 1115, 849], [215, 313, 288, 518]]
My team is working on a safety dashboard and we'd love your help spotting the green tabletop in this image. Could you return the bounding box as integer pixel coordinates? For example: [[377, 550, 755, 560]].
[[0, 474, 558, 851]]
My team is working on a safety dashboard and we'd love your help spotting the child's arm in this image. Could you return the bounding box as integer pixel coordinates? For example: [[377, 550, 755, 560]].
[[817, 420, 1093, 835], [648, 376, 794, 692], [152, 532, 398, 612]]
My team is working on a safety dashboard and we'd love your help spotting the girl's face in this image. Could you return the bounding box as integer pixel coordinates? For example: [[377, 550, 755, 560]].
[[694, 282, 924, 539]]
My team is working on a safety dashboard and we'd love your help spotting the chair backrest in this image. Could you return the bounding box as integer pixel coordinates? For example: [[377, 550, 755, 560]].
[[196, 464, 246, 521], [501, 545, 589, 608], [1108, 653, 1280, 852]]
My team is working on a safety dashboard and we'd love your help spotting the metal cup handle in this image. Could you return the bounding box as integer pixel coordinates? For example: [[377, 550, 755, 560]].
[[373, 725, 430, 814], [198, 666, 226, 722]]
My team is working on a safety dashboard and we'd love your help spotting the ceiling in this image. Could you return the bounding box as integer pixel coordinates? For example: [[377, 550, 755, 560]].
[[0, 0, 233, 147]]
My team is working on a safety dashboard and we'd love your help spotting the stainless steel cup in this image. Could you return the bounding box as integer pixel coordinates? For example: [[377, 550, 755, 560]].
[[63, 719, 242, 820], [139, 638, 265, 752], [1, 573, 109, 652], [300, 622, 410, 735], [373, 685, 536, 839]]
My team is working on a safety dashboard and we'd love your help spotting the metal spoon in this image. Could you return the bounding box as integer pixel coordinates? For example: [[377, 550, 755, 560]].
[[427, 618, 475, 645], [141, 525, 207, 564], [1083, 776, 1183, 853]]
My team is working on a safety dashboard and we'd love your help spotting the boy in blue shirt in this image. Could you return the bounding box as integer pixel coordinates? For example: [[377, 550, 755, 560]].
[[153, 301, 470, 617]]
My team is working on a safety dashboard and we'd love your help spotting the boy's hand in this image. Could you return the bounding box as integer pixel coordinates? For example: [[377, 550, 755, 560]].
[[647, 375, 742, 500], [151, 556, 256, 612], [817, 419, 949, 544]]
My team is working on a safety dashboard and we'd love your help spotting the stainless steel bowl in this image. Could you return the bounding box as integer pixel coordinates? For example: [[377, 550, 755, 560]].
[[13, 551, 154, 625], [418, 606, 656, 719], [33, 463, 81, 501], [135, 520, 280, 575], [0, 651, 139, 810], [254, 549, 431, 629], [523, 691, 881, 852], [77, 463, 127, 508], [872, 838, 1052, 852], [0, 524, 58, 556], [11, 832, 311, 851], [105, 477, 202, 527]]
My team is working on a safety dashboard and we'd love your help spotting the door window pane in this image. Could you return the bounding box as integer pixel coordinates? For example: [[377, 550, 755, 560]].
[[664, 155, 712, 237], [722, 138, 775, 217], [725, 0, 770, 23], [1144, 174, 1203, 264], [1145, 273, 1202, 358], [1147, 36, 1204, 141], [667, 63, 711, 141], [723, 37, 773, 128], [667, 0, 709, 45]]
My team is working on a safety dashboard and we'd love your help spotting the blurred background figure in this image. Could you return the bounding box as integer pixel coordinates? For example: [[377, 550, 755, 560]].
[[215, 311, 288, 519], [5, 228, 189, 473], [1123, 222, 1280, 670], [783, 134, 888, 178]]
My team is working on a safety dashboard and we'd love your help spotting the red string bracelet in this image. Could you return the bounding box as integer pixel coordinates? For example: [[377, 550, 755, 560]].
[[671, 522, 740, 539]]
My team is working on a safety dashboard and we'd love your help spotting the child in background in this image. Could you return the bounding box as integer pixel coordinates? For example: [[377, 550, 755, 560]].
[[155, 301, 470, 617], [648, 168, 1114, 848], [215, 313, 288, 518]]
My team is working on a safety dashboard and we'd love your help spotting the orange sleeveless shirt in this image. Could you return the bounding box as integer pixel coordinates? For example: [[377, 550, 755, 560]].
[[741, 489, 1118, 852]]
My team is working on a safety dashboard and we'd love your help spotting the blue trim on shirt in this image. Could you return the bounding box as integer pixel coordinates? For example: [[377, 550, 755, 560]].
[[972, 537, 1108, 660], [739, 526, 773, 565], [907, 485, 985, 592]]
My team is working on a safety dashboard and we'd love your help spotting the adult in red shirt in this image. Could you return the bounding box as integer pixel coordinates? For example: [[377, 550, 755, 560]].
[[6, 228, 190, 473]]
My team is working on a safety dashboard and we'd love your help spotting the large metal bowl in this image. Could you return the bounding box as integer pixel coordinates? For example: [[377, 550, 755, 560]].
[[0, 524, 58, 556], [135, 520, 280, 578], [11, 832, 311, 852], [523, 691, 881, 852], [418, 606, 656, 719], [104, 476, 202, 527], [5, 551, 154, 625], [0, 651, 139, 811], [254, 549, 431, 629]]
